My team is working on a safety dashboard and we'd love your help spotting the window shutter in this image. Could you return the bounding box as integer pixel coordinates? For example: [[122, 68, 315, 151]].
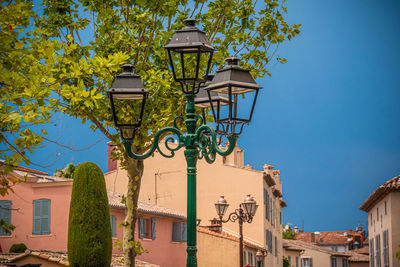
[[33, 200, 41, 235], [310, 258, 313, 267], [0, 201, 11, 236], [40, 199, 50, 235], [151, 218, 156, 240], [110, 215, 116, 237], [138, 217, 144, 238], [172, 222, 179, 241], [370, 238, 375, 267], [266, 192, 270, 221], [244, 251, 247, 264], [182, 222, 187, 242]]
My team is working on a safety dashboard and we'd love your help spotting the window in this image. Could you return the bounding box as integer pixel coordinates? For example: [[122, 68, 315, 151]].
[[271, 197, 274, 226], [383, 230, 389, 267], [138, 217, 156, 240], [376, 234, 381, 267], [296, 256, 299, 267], [331, 257, 337, 267], [280, 212, 282, 225], [244, 251, 247, 265], [342, 258, 348, 267], [172, 221, 186, 242], [301, 257, 312, 267], [377, 208, 379, 221], [275, 235, 278, 256], [0, 200, 12, 236], [384, 201, 387, 215], [247, 251, 253, 266], [264, 189, 270, 221], [33, 199, 50, 235], [370, 238, 375, 267], [288, 256, 291, 266], [110, 215, 117, 237]]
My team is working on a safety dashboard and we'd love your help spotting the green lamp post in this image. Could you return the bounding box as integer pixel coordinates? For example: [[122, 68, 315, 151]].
[[107, 18, 262, 267]]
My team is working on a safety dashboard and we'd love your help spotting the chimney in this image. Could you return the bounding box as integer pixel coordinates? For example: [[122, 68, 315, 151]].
[[311, 233, 315, 243], [108, 142, 118, 172], [223, 144, 244, 167], [294, 227, 299, 234]]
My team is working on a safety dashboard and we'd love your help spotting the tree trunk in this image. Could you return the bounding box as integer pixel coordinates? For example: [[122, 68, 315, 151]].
[[123, 151, 144, 267]]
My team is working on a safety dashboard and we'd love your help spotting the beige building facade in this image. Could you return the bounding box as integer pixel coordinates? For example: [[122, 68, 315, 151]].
[[283, 239, 350, 267], [105, 143, 285, 267], [360, 175, 400, 267]]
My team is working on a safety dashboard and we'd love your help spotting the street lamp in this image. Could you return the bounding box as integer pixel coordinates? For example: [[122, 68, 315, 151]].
[[108, 18, 261, 267], [214, 195, 258, 267], [256, 250, 267, 267]]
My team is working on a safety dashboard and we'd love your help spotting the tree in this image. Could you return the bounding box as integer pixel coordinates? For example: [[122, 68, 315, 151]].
[[3, 1, 300, 266], [396, 244, 400, 260], [283, 256, 290, 267], [68, 162, 112, 266], [282, 224, 297, 240], [54, 162, 76, 178]]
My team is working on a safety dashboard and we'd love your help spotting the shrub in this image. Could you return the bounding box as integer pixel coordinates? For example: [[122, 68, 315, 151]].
[[68, 162, 112, 267], [9, 243, 27, 253]]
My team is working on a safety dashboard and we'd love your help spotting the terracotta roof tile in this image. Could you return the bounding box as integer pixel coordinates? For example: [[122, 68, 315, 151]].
[[283, 239, 350, 257], [108, 191, 186, 220], [295, 231, 352, 246], [360, 175, 400, 212], [197, 227, 266, 251], [0, 250, 159, 267], [347, 251, 369, 262]]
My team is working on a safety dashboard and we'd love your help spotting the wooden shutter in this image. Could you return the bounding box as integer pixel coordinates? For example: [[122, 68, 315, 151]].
[[370, 238, 375, 267], [40, 199, 50, 235], [33, 200, 41, 235], [0, 201, 11, 236], [138, 217, 144, 238], [151, 218, 156, 240], [172, 222, 180, 241], [182, 222, 187, 242], [310, 258, 313, 267], [110, 215, 116, 237]]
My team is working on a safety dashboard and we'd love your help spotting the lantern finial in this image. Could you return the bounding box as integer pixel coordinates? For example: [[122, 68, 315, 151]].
[[183, 18, 197, 27]]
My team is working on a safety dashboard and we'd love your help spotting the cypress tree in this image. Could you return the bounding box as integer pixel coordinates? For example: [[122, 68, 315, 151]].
[[68, 162, 112, 267]]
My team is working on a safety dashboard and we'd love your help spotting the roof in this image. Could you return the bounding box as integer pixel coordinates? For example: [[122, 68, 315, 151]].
[[352, 245, 369, 255], [295, 231, 352, 246], [107, 191, 186, 220], [0, 250, 159, 267], [282, 239, 350, 257], [197, 227, 266, 251], [360, 175, 400, 212], [282, 240, 305, 252], [347, 250, 369, 263], [0, 161, 49, 176]]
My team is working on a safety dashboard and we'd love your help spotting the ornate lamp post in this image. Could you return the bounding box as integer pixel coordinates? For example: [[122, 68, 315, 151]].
[[107, 18, 261, 267], [214, 195, 259, 267]]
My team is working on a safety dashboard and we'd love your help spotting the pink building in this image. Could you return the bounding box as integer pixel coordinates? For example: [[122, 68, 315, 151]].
[[0, 166, 186, 267]]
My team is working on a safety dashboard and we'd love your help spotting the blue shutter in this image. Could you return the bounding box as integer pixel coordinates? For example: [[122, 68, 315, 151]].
[[138, 217, 144, 238], [172, 222, 180, 241], [33, 200, 41, 235], [266, 192, 270, 221], [0, 201, 12, 236], [310, 258, 313, 267], [110, 215, 116, 237], [244, 251, 247, 264], [41, 199, 50, 235], [151, 218, 156, 240], [182, 222, 187, 242]]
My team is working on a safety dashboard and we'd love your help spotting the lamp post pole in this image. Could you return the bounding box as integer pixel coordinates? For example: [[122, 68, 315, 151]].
[[215, 195, 259, 267], [107, 19, 262, 267]]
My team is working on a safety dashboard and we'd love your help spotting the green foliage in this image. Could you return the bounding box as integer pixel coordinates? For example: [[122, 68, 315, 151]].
[[0, 219, 15, 235], [396, 244, 400, 260], [282, 225, 297, 240], [9, 243, 27, 253], [283, 256, 289, 267], [54, 162, 76, 178], [68, 162, 112, 267]]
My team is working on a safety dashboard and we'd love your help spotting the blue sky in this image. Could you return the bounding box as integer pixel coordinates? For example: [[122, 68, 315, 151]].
[[25, 0, 400, 232]]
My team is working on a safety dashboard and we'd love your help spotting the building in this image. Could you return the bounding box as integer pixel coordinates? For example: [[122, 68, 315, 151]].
[[105, 143, 286, 267], [197, 226, 267, 267], [295, 226, 367, 252], [360, 174, 400, 267], [283, 239, 305, 267], [0, 250, 159, 267], [283, 239, 351, 267], [0, 166, 186, 267]]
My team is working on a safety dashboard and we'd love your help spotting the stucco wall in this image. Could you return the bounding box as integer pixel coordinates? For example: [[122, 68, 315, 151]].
[[0, 181, 72, 253]]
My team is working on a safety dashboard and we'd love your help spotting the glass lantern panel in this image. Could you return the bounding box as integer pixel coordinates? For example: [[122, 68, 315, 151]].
[[211, 86, 256, 94], [112, 98, 144, 127], [112, 93, 145, 100], [169, 49, 212, 83]]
